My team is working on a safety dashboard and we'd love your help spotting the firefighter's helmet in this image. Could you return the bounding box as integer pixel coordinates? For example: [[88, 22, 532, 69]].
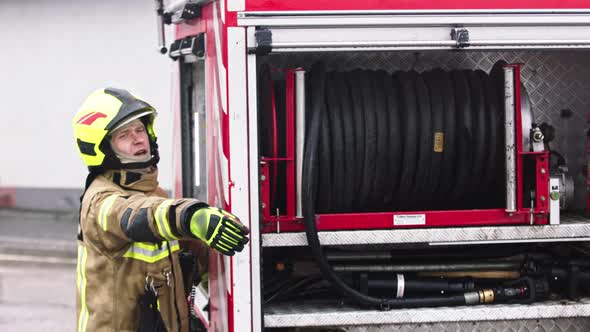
[[72, 88, 160, 171]]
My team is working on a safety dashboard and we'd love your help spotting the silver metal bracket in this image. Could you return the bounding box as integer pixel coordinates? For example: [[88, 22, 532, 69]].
[[530, 127, 545, 152], [451, 28, 470, 48]]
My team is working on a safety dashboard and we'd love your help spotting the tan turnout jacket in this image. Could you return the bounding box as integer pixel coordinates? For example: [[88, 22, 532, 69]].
[[76, 168, 206, 332]]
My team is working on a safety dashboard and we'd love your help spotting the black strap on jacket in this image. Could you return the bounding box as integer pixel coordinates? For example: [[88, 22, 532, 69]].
[[137, 289, 167, 332]]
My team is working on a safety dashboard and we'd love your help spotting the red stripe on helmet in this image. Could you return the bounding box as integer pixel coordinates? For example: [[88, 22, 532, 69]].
[[76, 112, 95, 124], [78, 112, 107, 125]]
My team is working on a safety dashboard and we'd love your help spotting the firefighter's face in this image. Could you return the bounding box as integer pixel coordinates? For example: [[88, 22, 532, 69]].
[[109, 119, 150, 160]]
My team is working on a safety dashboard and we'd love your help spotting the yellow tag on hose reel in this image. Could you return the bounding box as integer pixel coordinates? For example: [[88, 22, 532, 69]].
[[434, 132, 444, 153]]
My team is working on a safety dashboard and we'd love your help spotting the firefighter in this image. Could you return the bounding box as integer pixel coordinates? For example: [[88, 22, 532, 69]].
[[72, 87, 249, 332]]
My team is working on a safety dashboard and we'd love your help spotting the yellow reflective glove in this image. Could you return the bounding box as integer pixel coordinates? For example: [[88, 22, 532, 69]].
[[189, 207, 249, 256]]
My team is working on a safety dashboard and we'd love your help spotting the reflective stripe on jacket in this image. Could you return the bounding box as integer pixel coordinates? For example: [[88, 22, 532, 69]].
[[76, 168, 205, 332]]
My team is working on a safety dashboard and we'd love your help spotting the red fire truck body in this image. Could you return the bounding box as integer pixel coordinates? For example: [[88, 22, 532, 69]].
[[160, 1, 590, 331]]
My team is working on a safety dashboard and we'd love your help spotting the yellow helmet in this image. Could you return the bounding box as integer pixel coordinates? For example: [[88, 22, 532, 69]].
[[73, 88, 159, 171]]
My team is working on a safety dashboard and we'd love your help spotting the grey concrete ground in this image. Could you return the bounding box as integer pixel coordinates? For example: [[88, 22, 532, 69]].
[[0, 262, 75, 331], [0, 209, 77, 331]]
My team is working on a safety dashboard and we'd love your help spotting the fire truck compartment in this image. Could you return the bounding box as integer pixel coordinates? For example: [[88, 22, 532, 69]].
[[254, 49, 590, 327]]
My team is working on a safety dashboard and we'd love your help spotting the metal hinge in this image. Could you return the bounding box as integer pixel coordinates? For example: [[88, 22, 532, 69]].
[[252, 28, 272, 55], [451, 28, 470, 48]]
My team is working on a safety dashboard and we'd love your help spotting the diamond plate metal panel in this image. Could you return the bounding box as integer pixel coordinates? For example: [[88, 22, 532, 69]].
[[264, 300, 590, 329], [262, 215, 590, 247], [294, 318, 590, 332], [263, 50, 590, 209]]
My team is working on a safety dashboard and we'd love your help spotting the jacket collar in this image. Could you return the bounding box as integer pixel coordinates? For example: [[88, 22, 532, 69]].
[[103, 167, 159, 192]]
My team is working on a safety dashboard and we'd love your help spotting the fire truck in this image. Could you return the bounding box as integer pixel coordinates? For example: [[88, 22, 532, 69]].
[[155, 1, 590, 331]]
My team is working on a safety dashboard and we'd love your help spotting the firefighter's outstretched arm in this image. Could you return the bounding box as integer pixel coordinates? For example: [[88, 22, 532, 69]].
[[86, 191, 249, 256]]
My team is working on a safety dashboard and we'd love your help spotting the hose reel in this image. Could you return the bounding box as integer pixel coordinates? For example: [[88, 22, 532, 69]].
[[311, 66, 508, 213]]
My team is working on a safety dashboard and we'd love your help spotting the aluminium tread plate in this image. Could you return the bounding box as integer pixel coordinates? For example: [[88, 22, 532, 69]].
[[262, 215, 590, 247], [264, 299, 590, 328]]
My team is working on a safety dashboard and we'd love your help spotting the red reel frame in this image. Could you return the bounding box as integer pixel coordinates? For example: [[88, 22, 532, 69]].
[[260, 64, 549, 233]]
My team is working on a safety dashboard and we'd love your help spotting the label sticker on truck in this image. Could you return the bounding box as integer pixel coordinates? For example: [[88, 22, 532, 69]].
[[394, 214, 426, 226]]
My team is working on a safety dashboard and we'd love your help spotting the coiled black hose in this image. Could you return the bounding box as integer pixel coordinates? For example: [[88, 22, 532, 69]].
[[423, 70, 443, 206], [449, 70, 473, 204], [303, 64, 473, 308], [436, 69, 457, 205], [311, 67, 503, 213], [466, 70, 487, 203]]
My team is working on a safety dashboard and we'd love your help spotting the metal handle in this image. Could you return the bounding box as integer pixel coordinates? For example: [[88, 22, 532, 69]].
[[155, 0, 167, 54], [295, 69, 306, 218], [504, 66, 517, 213]]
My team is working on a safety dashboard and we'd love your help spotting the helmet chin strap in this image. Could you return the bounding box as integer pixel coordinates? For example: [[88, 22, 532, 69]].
[[115, 139, 160, 170], [114, 151, 152, 164], [110, 139, 152, 165], [114, 152, 155, 171], [117, 155, 158, 171]]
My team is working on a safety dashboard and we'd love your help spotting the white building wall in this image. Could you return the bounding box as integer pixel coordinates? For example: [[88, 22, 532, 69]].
[[0, 0, 175, 192]]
